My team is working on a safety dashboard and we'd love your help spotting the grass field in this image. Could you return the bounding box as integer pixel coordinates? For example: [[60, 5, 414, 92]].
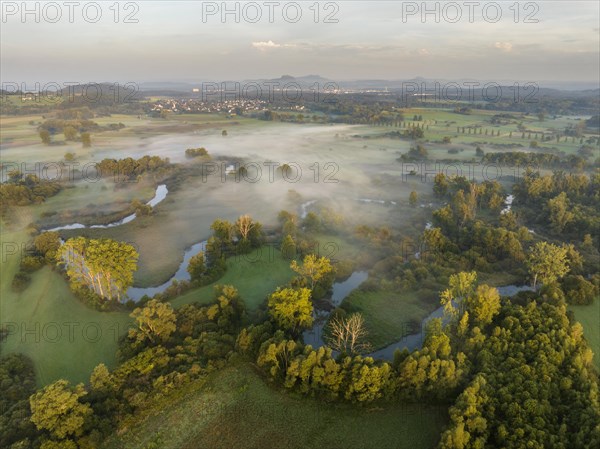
[[101, 360, 448, 449], [171, 247, 295, 311], [0, 228, 131, 387], [341, 290, 436, 349], [2, 109, 596, 387], [571, 298, 600, 370]]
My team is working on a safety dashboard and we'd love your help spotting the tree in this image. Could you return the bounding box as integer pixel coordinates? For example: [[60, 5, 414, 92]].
[[290, 254, 333, 290], [466, 284, 501, 327], [210, 219, 234, 244], [63, 126, 77, 141], [267, 287, 313, 334], [187, 251, 206, 281], [327, 313, 371, 355], [280, 234, 296, 259], [440, 271, 477, 319], [409, 190, 418, 207], [527, 241, 570, 288], [81, 132, 91, 147], [488, 192, 504, 212], [562, 275, 597, 305], [89, 363, 112, 391], [208, 284, 246, 331], [235, 214, 255, 241], [0, 354, 37, 448], [128, 299, 177, 344], [34, 231, 61, 262], [185, 147, 208, 158], [58, 237, 138, 301], [547, 192, 574, 233], [29, 380, 92, 440], [39, 129, 51, 145], [302, 212, 320, 232], [433, 173, 449, 197], [131, 199, 152, 216], [64, 152, 76, 162]]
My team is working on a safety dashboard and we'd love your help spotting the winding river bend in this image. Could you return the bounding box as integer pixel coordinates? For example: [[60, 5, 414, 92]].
[[303, 272, 535, 361], [46, 189, 533, 348], [127, 240, 207, 301], [42, 184, 206, 301], [49, 190, 319, 301], [45, 185, 169, 232]]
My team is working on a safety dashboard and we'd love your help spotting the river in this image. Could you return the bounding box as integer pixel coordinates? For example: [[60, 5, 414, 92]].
[[126, 240, 207, 301], [303, 271, 535, 361], [45, 184, 168, 232]]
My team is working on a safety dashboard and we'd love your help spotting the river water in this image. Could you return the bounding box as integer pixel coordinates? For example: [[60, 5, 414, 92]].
[[45, 185, 168, 232], [45, 188, 534, 349], [126, 240, 207, 301], [303, 272, 535, 360]]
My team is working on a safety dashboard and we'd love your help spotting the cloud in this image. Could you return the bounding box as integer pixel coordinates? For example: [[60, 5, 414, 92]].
[[252, 40, 282, 51], [494, 42, 513, 52]]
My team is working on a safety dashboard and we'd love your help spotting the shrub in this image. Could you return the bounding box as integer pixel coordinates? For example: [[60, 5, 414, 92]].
[[11, 272, 31, 292]]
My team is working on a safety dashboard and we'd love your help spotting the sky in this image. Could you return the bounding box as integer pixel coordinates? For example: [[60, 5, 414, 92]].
[[1, 1, 599, 87]]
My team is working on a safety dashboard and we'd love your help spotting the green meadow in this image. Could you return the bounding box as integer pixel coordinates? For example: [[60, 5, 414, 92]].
[[1, 108, 596, 387], [101, 360, 448, 449]]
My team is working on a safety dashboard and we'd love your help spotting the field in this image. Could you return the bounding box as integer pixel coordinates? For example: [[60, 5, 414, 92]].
[[171, 247, 295, 311], [341, 290, 436, 349], [570, 298, 600, 370], [101, 360, 448, 449], [1, 108, 597, 386], [0, 228, 131, 387]]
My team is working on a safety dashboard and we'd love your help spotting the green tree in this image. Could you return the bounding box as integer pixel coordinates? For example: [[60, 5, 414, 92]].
[[58, 237, 138, 301], [89, 363, 112, 391], [547, 192, 574, 233], [208, 284, 246, 331], [81, 132, 91, 147], [187, 251, 206, 281], [562, 275, 597, 305], [34, 231, 61, 262], [64, 152, 76, 162], [63, 126, 77, 141], [267, 287, 313, 334], [433, 173, 449, 197], [440, 271, 478, 318], [466, 284, 501, 327], [131, 199, 152, 216], [527, 241, 570, 288], [280, 234, 296, 260], [210, 219, 234, 244], [29, 380, 92, 440], [128, 299, 177, 344], [39, 129, 51, 145], [290, 254, 334, 290], [409, 190, 418, 207]]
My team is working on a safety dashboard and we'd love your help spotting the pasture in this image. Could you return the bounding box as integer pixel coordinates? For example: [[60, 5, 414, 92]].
[[101, 360, 448, 449]]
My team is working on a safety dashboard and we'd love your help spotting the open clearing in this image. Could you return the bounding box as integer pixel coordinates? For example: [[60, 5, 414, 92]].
[[101, 360, 448, 449], [0, 228, 131, 387], [171, 247, 295, 311], [571, 298, 600, 370]]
